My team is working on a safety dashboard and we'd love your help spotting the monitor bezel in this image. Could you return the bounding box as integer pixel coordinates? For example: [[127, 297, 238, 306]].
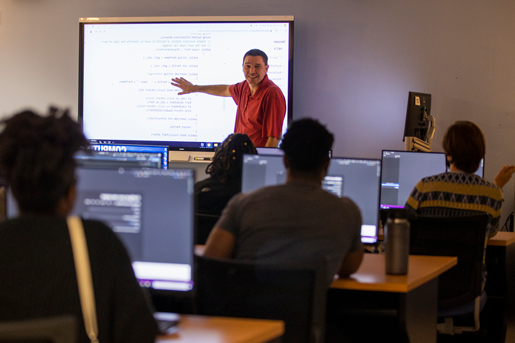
[[403, 91, 432, 141], [78, 16, 294, 151], [330, 156, 382, 244], [380, 149, 447, 209]]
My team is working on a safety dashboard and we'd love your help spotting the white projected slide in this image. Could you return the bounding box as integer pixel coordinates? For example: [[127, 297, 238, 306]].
[[82, 20, 291, 146]]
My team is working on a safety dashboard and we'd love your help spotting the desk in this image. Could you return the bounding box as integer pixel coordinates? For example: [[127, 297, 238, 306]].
[[156, 315, 284, 343], [484, 231, 515, 342], [328, 254, 456, 343]]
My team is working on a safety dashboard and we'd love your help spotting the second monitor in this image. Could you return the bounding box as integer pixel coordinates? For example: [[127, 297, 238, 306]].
[[380, 150, 446, 209], [242, 154, 381, 243]]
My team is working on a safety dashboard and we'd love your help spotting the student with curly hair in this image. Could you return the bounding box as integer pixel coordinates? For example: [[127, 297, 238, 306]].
[[0, 108, 158, 343]]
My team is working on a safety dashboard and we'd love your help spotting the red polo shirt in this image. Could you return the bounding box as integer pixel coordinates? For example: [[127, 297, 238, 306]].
[[229, 75, 286, 147]]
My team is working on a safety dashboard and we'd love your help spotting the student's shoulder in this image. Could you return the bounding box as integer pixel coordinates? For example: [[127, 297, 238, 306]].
[[338, 196, 362, 216]]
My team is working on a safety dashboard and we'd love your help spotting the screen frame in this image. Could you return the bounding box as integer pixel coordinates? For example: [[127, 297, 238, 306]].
[[380, 149, 447, 209], [78, 15, 294, 151], [329, 156, 381, 244], [241, 153, 381, 244], [403, 91, 432, 141]]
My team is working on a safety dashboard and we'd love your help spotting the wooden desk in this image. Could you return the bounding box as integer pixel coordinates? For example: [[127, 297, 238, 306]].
[[484, 231, 515, 342], [487, 231, 515, 246], [156, 315, 284, 343], [328, 254, 456, 343], [331, 254, 456, 293]]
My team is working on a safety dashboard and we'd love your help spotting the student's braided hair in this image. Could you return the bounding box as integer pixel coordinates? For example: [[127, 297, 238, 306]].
[[0, 108, 88, 213], [206, 133, 257, 184]]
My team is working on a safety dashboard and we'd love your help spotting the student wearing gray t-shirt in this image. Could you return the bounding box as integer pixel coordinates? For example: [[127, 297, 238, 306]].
[[203, 118, 364, 285]]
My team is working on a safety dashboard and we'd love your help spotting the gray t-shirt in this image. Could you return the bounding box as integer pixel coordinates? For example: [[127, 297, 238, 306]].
[[217, 181, 363, 285]]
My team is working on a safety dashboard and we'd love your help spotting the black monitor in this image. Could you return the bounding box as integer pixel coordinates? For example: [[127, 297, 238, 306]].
[[75, 150, 164, 169], [380, 150, 446, 209], [79, 16, 294, 151], [7, 168, 195, 293], [403, 92, 431, 141], [242, 154, 381, 243], [256, 147, 285, 156], [87, 143, 169, 169]]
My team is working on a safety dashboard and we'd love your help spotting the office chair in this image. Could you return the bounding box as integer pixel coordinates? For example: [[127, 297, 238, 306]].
[[195, 255, 327, 343], [409, 214, 489, 335], [0, 315, 76, 343], [195, 213, 220, 244]]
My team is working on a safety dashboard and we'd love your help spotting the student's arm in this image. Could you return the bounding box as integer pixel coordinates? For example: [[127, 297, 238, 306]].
[[171, 77, 231, 97], [265, 136, 280, 148], [203, 227, 236, 259], [337, 248, 364, 278], [494, 165, 515, 189]]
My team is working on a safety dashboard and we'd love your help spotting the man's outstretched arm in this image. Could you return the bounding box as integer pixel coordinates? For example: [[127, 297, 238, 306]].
[[265, 136, 280, 148], [171, 77, 231, 97]]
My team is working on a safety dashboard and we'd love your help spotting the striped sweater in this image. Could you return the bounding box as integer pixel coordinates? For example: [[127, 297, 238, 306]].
[[405, 171, 504, 288]]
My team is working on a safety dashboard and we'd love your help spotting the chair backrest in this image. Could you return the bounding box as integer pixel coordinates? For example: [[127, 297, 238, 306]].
[[195, 255, 326, 343], [409, 214, 488, 310], [0, 316, 76, 343], [195, 214, 220, 245]]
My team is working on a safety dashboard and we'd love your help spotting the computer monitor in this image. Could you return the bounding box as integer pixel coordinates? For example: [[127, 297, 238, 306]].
[[256, 147, 285, 156], [7, 167, 195, 293], [75, 150, 164, 169], [380, 150, 446, 209], [255, 147, 332, 158], [242, 154, 381, 243], [79, 16, 294, 151], [403, 92, 432, 141], [89, 143, 169, 169]]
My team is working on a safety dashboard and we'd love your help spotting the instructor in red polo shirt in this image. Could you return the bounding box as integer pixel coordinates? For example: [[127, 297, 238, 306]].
[[170, 49, 286, 147]]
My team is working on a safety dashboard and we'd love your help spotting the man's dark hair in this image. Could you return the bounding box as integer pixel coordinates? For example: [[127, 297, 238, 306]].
[[0, 108, 88, 213], [280, 118, 334, 171], [243, 49, 268, 65], [207, 133, 257, 184], [442, 121, 485, 174]]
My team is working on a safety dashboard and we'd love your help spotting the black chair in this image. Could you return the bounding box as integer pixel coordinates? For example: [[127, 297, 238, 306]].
[[195, 213, 220, 245], [195, 255, 327, 343], [0, 316, 76, 343], [409, 214, 489, 335]]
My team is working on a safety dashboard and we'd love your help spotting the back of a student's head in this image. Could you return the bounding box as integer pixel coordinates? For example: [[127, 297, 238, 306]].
[[0, 108, 88, 214], [442, 120, 485, 174], [280, 118, 334, 171], [207, 133, 257, 184]]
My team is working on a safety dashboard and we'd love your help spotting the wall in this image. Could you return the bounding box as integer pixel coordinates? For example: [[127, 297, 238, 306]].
[[1, 0, 515, 223]]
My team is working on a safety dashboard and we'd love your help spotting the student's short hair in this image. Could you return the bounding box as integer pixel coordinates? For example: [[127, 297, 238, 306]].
[[0, 108, 88, 213], [442, 121, 485, 174], [280, 118, 333, 172], [243, 49, 268, 65]]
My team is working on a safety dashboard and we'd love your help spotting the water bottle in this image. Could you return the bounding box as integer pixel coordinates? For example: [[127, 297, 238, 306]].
[[384, 211, 410, 275]]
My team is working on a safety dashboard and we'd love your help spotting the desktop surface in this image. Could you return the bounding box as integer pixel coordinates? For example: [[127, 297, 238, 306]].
[[75, 150, 164, 169], [331, 254, 457, 293]]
